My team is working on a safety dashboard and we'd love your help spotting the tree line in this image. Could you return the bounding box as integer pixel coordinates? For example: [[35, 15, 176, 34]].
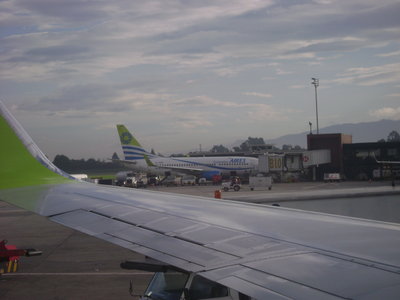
[[53, 154, 124, 173], [377, 130, 400, 143], [209, 137, 304, 154]]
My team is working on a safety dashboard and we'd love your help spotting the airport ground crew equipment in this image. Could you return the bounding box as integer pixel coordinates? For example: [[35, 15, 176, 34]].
[[221, 182, 241, 192], [0, 240, 42, 274], [249, 174, 272, 190]]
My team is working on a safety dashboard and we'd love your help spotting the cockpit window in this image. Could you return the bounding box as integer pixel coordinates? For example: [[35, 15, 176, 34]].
[[188, 275, 228, 299], [144, 271, 189, 300]]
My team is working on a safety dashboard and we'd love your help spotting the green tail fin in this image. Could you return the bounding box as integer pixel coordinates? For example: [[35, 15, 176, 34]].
[[116, 124, 143, 147]]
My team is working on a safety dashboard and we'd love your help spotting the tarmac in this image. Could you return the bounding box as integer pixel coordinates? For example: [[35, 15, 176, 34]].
[[0, 201, 152, 300], [1, 180, 399, 299], [148, 180, 400, 201]]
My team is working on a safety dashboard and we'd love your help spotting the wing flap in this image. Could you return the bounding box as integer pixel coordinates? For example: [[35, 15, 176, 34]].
[[202, 264, 345, 300], [50, 209, 239, 272], [243, 252, 400, 299], [202, 251, 400, 300], [51, 205, 400, 299], [217, 275, 294, 300], [215, 273, 344, 300]]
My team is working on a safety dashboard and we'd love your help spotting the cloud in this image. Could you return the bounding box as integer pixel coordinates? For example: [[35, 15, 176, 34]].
[[170, 95, 282, 119], [135, 94, 288, 127], [287, 38, 366, 55], [15, 0, 110, 24], [275, 68, 293, 75], [174, 114, 214, 129], [2, 0, 400, 158], [213, 62, 268, 77], [290, 85, 306, 89], [333, 63, 400, 86], [2, 0, 400, 84], [377, 50, 400, 57], [17, 83, 122, 113], [243, 92, 272, 98], [20, 45, 91, 63], [386, 93, 400, 98], [370, 107, 400, 120]]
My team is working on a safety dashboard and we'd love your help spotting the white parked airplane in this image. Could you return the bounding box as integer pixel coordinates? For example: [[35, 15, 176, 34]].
[[116, 124, 258, 179], [1, 101, 400, 299]]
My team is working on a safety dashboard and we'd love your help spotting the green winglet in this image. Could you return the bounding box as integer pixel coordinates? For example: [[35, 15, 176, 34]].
[[0, 114, 71, 189]]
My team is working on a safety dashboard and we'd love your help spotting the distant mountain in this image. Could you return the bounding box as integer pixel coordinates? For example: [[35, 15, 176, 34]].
[[265, 119, 400, 148]]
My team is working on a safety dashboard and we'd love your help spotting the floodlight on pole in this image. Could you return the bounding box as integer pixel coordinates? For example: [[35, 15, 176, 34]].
[[311, 78, 319, 134]]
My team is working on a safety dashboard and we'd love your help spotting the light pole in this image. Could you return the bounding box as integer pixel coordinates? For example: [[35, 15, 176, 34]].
[[311, 78, 319, 134]]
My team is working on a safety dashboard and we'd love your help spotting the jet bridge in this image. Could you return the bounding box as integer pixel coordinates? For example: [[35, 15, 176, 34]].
[[254, 150, 331, 182], [256, 150, 331, 173], [302, 149, 331, 168]]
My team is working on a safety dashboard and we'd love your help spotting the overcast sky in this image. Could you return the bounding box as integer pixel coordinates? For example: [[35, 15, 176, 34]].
[[1, 0, 400, 159]]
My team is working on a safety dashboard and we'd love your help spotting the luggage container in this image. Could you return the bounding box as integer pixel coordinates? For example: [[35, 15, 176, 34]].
[[249, 174, 272, 190]]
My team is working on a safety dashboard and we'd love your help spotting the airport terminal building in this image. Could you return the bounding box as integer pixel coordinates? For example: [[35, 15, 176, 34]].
[[188, 133, 400, 182], [307, 134, 400, 180], [343, 142, 400, 180]]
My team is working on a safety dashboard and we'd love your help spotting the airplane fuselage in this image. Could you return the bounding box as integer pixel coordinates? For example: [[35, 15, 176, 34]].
[[124, 155, 258, 178]]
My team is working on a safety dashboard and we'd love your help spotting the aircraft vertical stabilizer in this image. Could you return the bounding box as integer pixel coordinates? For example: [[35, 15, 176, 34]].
[[117, 125, 149, 161]]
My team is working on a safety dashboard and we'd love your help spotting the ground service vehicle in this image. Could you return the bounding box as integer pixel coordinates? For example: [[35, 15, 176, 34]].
[[162, 175, 180, 186], [221, 182, 240, 192], [181, 175, 197, 185], [249, 174, 272, 191]]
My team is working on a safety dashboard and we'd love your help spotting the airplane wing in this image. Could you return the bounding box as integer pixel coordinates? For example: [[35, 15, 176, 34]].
[[1, 101, 400, 299]]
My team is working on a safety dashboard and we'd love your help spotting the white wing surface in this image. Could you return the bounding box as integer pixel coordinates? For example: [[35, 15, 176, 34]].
[[1, 101, 400, 299]]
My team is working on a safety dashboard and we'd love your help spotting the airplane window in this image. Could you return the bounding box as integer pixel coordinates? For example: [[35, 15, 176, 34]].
[[188, 275, 228, 300]]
